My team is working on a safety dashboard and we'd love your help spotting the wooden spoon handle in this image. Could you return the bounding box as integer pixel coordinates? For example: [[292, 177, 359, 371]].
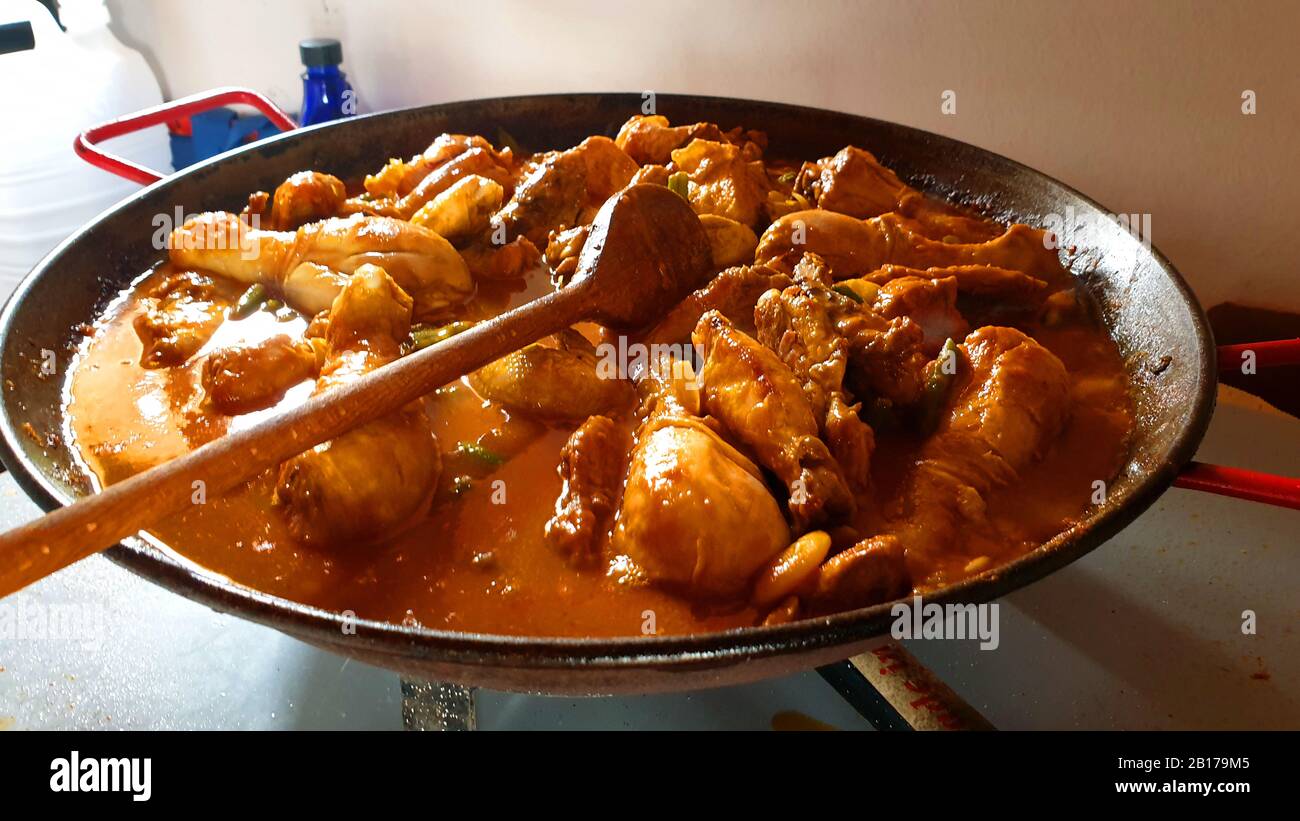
[[0, 285, 588, 598]]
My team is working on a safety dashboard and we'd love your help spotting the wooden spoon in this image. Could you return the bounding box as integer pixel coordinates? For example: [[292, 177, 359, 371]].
[[0, 183, 713, 598]]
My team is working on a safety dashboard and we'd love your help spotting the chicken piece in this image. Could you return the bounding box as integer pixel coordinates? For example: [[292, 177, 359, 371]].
[[575, 136, 639, 201], [388, 147, 514, 220], [808, 535, 911, 614], [636, 352, 703, 419], [863, 263, 1048, 306], [643, 263, 792, 345], [459, 235, 541, 281], [200, 335, 321, 415], [792, 146, 1002, 243], [694, 310, 854, 529], [611, 412, 789, 598], [753, 255, 851, 416], [822, 392, 875, 495], [132, 271, 227, 368], [756, 210, 1065, 281], [755, 253, 930, 410], [630, 164, 671, 186], [274, 264, 440, 547], [409, 174, 504, 244], [889, 326, 1070, 581], [698, 214, 759, 268], [544, 415, 629, 563], [670, 139, 771, 227], [468, 329, 634, 421], [169, 212, 473, 318], [794, 145, 912, 219], [750, 256, 884, 491], [544, 225, 589, 284], [616, 115, 727, 165], [497, 149, 588, 247], [615, 115, 767, 165], [364, 133, 511, 199], [897, 192, 1005, 244], [874, 276, 969, 356], [265, 171, 347, 230]]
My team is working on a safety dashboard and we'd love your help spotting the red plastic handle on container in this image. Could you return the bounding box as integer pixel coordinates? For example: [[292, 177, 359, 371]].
[[1174, 337, 1300, 510], [73, 86, 297, 186]]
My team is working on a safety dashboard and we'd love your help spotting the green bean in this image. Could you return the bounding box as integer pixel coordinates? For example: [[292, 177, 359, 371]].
[[231, 283, 267, 319], [832, 284, 864, 303], [917, 338, 959, 434], [263, 298, 284, 312], [667, 172, 690, 201], [406, 320, 475, 353], [455, 441, 504, 467]]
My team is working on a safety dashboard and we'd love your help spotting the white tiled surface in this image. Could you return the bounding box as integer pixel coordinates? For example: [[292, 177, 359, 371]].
[[0, 387, 1294, 730]]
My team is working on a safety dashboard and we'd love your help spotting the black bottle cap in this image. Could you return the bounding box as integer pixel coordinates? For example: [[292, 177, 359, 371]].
[[0, 21, 36, 56], [299, 38, 343, 67]]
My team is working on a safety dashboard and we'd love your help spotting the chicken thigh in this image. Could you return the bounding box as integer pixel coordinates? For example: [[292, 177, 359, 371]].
[[889, 326, 1070, 581], [611, 403, 789, 598], [694, 309, 855, 528]]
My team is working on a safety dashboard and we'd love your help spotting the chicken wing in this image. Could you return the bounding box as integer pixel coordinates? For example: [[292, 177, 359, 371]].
[[643, 262, 792, 346], [615, 115, 766, 165], [873, 275, 969, 356], [273, 264, 441, 547], [201, 334, 321, 415], [363, 133, 511, 200], [794, 145, 912, 220], [132, 270, 228, 368], [544, 414, 629, 563], [169, 211, 473, 318]]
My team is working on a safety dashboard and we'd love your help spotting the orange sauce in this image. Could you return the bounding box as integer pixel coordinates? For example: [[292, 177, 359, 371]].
[[65, 263, 1132, 637]]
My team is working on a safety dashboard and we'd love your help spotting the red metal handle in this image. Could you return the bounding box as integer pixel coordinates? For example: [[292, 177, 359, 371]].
[[1174, 462, 1300, 510], [1173, 339, 1300, 509], [73, 86, 297, 186], [1217, 338, 1300, 370]]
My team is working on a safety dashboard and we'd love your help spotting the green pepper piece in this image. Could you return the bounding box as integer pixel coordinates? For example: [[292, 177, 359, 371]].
[[406, 320, 475, 353], [832, 284, 864, 303], [231, 283, 267, 319], [667, 172, 690, 201], [917, 338, 960, 435], [455, 441, 504, 467]]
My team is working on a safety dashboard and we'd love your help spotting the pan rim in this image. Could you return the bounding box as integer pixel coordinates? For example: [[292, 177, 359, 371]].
[[0, 92, 1217, 672]]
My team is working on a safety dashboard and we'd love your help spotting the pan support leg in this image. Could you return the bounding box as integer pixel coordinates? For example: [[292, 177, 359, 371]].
[[400, 678, 477, 731]]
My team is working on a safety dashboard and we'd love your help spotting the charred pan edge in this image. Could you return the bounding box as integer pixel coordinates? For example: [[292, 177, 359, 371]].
[[0, 94, 1216, 693]]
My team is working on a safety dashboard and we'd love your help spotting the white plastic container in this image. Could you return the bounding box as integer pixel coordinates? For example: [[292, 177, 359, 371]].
[[0, 0, 172, 299]]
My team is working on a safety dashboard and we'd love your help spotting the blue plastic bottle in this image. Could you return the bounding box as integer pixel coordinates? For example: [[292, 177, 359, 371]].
[[298, 38, 354, 126]]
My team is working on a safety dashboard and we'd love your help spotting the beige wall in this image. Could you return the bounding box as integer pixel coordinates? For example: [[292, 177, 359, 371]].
[[107, 0, 1299, 311]]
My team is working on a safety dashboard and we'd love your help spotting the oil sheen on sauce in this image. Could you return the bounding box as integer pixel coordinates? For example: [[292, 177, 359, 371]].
[[65, 262, 1133, 637]]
